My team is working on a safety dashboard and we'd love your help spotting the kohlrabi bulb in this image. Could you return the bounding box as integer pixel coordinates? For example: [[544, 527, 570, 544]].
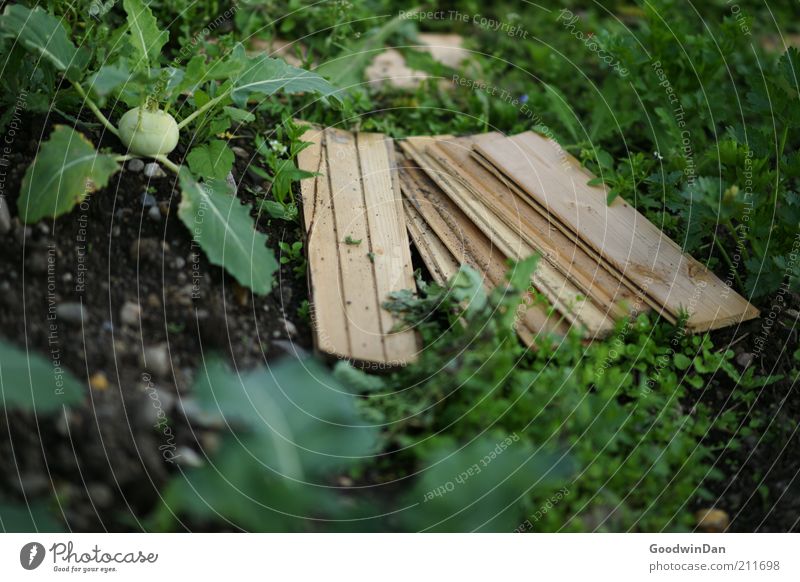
[[118, 107, 180, 157]]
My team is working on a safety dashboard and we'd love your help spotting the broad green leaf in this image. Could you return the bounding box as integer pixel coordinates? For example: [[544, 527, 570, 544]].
[[398, 436, 573, 532], [122, 0, 168, 73], [177, 169, 278, 295], [193, 358, 377, 468], [0, 4, 88, 82], [230, 52, 340, 107], [260, 200, 297, 221], [0, 340, 83, 412], [333, 361, 386, 392], [151, 357, 378, 531], [186, 140, 235, 180], [18, 126, 120, 223], [223, 106, 256, 124], [0, 500, 64, 532], [88, 61, 134, 105]]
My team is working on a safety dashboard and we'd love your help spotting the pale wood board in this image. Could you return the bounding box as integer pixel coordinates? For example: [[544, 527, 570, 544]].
[[429, 137, 641, 318], [473, 131, 759, 331], [397, 148, 570, 340], [470, 136, 666, 320], [402, 137, 614, 338], [297, 127, 419, 365]]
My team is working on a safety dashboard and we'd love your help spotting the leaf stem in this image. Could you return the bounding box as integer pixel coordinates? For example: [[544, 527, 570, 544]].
[[154, 154, 181, 174], [176, 92, 229, 131], [714, 236, 745, 293], [71, 81, 119, 137]]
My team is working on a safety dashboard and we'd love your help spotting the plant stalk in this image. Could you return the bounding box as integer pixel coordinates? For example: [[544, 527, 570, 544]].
[[154, 154, 181, 174], [714, 236, 745, 293], [176, 92, 229, 130], [71, 82, 119, 137]]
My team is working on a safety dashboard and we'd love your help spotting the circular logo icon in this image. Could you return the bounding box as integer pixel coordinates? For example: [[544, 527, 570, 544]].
[[20, 542, 46, 570]]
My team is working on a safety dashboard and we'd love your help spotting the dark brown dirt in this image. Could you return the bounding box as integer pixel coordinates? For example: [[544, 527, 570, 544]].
[[0, 114, 312, 531]]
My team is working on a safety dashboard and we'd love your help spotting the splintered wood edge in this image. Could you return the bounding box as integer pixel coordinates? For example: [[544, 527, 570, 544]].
[[402, 137, 615, 337], [397, 145, 570, 341]]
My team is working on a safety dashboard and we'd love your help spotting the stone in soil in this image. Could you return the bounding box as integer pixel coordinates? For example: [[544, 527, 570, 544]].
[[141, 343, 171, 377], [127, 159, 145, 172], [140, 192, 157, 207], [174, 446, 205, 468], [148, 205, 162, 222], [0, 195, 11, 234], [89, 372, 110, 391], [56, 302, 88, 324], [120, 301, 141, 326], [143, 162, 167, 178]]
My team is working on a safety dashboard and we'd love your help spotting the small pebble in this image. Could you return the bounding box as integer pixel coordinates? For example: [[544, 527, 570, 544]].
[[0, 195, 11, 234], [695, 508, 729, 533], [174, 257, 186, 269], [143, 162, 166, 178], [140, 192, 157, 207], [120, 301, 141, 326], [281, 318, 298, 338], [225, 171, 237, 194], [231, 146, 248, 159], [148, 205, 162, 222], [141, 344, 171, 377], [127, 158, 145, 172], [26, 250, 49, 274], [87, 483, 114, 508], [147, 293, 161, 309], [56, 302, 88, 324], [89, 372, 109, 391], [174, 446, 205, 468], [736, 352, 754, 369], [233, 283, 249, 307]]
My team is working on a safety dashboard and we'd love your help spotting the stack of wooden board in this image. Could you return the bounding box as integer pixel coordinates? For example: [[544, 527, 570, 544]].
[[397, 131, 759, 337], [297, 126, 419, 366], [297, 125, 760, 361]]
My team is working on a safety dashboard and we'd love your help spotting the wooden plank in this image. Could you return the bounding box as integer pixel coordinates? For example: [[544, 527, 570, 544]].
[[356, 132, 419, 360], [403, 137, 614, 338], [297, 127, 419, 365], [397, 148, 570, 340], [470, 136, 666, 320], [404, 200, 460, 284], [297, 127, 351, 359], [473, 131, 760, 331], [429, 137, 641, 317]]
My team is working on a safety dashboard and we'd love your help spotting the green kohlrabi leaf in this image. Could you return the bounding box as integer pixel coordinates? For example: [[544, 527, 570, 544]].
[[0, 339, 84, 412], [0, 499, 65, 532], [87, 61, 135, 106], [150, 357, 379, 531], [398, 436, 573, 532], [186, 140, 235, 180], [122, 0, 168, 74], [18, 126, 120, 223], [0, 4, 89, 82], [230, 52, 341, 107], [177, 169, 278, 295]]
